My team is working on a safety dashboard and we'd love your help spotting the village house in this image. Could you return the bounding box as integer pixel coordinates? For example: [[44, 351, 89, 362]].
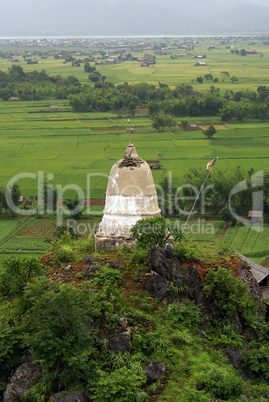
[[194, 61, 206, 66], [188, 123, 198, 130]]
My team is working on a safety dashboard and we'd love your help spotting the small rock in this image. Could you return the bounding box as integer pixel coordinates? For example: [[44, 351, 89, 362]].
[[198, 330, 207, 336], [122, 329, 131, 342], [109, 331, 131, 353], [204, 315, 210, 322], [109, 259, 122, 269], [84, 255, 95, 264], [3, 362, 42, 401], [64, 265, 72, 274], [50, 390, 92, 401], [119, 317, 128, 327], [85, 264, 102, 279], [145, 359, 166, 384]]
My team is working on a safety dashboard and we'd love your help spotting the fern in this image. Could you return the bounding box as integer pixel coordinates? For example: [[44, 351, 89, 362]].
[[172, 329, 193, 345], [168, 281, 187, 296]]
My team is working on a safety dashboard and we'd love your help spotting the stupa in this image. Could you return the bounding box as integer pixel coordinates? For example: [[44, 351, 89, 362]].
[[95, 133, 161, 250]]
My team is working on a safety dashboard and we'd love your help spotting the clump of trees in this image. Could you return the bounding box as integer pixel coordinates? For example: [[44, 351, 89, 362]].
[[157, 167, 269, 224], [0, 65, 82, 101], [0, 65, 268, 122], [0, 183, 20, 217]]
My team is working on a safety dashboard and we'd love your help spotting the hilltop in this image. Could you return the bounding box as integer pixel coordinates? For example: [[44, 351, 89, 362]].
[[1, 233, 269, 401]]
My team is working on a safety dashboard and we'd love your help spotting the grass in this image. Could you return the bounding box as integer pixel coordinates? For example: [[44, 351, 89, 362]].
[[0, 237, 50, 254], [0, 220, 23, 243], [214, 224, 269, 264]]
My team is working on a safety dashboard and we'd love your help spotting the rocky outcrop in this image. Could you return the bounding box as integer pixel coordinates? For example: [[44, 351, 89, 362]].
[[85, 264, 102, 279], [50, 390, 92, 401], [145, 359, 166, 384], [108, 329, 131, 353], [147, 245, 204, 304], [84, 255, 96, 264], [237, 260, 263, 302], [3, 362, 42, 401], [145, 275, 171, 301]]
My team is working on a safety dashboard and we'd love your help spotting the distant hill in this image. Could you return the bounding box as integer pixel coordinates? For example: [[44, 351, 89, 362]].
[[0, 0, 268, 36], [208, 4, 269, 34]]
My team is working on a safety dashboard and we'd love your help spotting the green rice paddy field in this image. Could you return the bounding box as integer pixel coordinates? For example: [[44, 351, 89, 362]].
[[0, 100, 268, 198]]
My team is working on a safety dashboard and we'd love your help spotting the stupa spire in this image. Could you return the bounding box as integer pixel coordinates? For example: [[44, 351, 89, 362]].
[[128, 119, 132, 146]]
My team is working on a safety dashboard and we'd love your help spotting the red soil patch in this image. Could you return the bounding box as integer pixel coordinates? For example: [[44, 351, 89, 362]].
[[18, 222, 57, 238], [183, 254, 241, 282], [136, 107, 149, 112], [83, 199, 105, 206]]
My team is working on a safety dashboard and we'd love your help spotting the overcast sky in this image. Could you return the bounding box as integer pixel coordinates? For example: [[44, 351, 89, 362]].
[[0, 0, 268, 36]]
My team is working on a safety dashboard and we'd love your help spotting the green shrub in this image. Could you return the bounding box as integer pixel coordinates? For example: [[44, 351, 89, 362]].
[[179, 387, 210, 402], [129, 249, 148, 266], [77, 237, 95, 254], [166, 300, 203, 330], [21, 280, 96, 386], [92, 367, 146, 401], [146, 328, 170, 351], [94, 266, 123, 287], [174, 240, 218, 262], [53, 245, 75, 265], [202, 367, 243, 399], [172, 329, 193, 345], [241, 343, 269, 380], [130, 216, 184, 257], [109, 352, 147, 378], [50, 232, 74, 251], [0, 302, 23, 373], [203, 267, 260, 327], [0, 257, 44, 296]]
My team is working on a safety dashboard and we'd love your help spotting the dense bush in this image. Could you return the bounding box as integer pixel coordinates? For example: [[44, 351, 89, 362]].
[[242, 343, 269, 380], [203, 267, 259, 327], [166, 299, 203, 330], [202, 367, 243, 399], [0, 257, 43, 296], [93, 367, 146, 401]]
